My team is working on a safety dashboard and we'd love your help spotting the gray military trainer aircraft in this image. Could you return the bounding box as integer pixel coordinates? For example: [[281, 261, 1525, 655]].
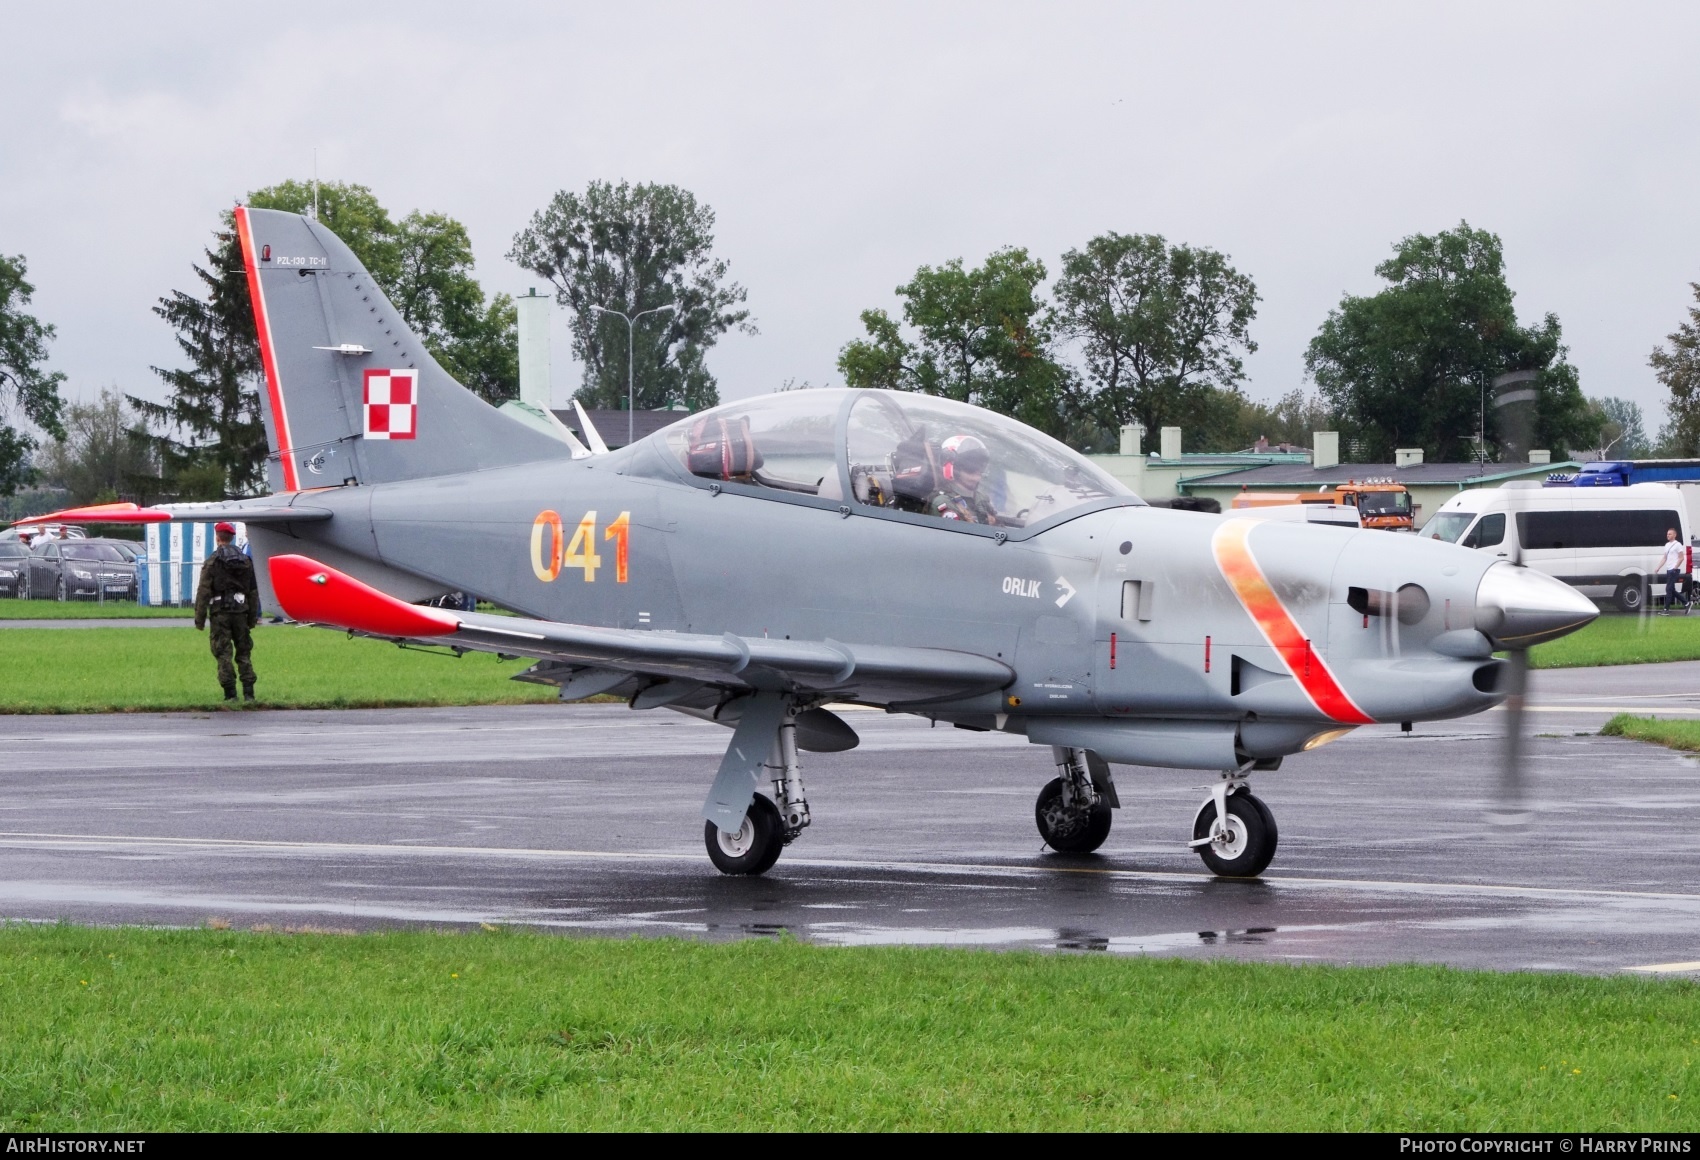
[[23, 207, 1600, 877]]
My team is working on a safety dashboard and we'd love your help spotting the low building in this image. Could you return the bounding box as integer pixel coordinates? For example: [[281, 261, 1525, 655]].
[[1179, 460, 1578, 528], [1088, 425, 1577, 528], [1088, 425, 1310, 502], [551, 407, 686, 450]]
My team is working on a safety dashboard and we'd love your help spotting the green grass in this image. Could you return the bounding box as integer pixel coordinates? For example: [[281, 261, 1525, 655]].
[[0, 626, 557, 712], [0, 599, 191, 618], [1529, 612, 1700, 668], [1600, 714, 1700, 752], [1, 925, 1696, 1131]]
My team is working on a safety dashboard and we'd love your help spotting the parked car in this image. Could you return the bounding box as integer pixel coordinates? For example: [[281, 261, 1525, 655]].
[[87, 537, 146, 564], [1423, 481, 1690, 612], [21, 539, 137, 601], [0, 540, 27, 597]]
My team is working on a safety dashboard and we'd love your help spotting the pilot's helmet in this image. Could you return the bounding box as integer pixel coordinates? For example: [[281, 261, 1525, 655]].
[[939, 434, 990, 483]]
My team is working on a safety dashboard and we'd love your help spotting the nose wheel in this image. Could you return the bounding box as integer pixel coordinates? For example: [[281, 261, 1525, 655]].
[[1190, 788, 1278, 877]]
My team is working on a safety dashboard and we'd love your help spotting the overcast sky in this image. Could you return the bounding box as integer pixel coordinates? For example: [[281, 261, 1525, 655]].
[[4, 1, 1697, 434]]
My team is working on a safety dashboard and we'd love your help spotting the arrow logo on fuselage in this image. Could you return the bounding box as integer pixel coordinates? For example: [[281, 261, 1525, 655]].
[[1054, 576, 1076, 608]]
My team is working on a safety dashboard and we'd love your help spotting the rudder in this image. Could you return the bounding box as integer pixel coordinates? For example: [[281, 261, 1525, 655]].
[[235, 207, 563, 492]]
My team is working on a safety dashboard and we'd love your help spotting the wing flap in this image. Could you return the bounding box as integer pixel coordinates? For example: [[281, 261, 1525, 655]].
[[268, 552, 1012, 702]]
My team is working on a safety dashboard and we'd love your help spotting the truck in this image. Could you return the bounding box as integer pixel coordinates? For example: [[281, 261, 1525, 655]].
[[1229, 478, 1415, 530]]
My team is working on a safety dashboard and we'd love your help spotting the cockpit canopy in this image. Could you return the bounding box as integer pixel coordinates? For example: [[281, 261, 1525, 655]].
[[658, 388, 1135, 529]]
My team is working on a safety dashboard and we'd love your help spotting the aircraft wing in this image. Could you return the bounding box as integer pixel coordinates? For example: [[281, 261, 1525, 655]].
[[11, 500, 332, 526], [268, 553, 1013, 707]]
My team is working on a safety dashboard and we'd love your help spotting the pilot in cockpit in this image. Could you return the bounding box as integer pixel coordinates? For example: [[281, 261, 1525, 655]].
[[927, 434, 999, 525]]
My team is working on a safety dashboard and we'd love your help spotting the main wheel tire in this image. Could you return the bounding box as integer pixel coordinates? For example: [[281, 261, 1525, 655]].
[[1192, 791, 1278, 877], [1035, 776, 1113, 854], [18, 572, 29, 600], [1616, 577, 1648, 614], [704, 794, 785, 876]]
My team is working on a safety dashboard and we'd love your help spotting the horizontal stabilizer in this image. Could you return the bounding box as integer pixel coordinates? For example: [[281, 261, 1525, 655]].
[[267, 553, 1013, 703], [13, 501, 332, 527]]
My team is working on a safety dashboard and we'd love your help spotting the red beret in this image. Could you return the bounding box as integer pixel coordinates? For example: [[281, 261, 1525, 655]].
[[214, 521, 236, 535]]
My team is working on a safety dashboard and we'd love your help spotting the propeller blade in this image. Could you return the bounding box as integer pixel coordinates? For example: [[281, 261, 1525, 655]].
[[1487, 647, 1533, 826], [1487, 369, 1539, 826]]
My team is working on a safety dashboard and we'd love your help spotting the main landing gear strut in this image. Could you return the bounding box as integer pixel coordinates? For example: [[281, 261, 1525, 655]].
[[703, 693, 812, 876], [1034, 746, 1117, 854]]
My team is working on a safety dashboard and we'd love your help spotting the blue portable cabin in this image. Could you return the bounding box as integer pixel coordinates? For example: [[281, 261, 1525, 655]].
[[138, 521, 220, 606]]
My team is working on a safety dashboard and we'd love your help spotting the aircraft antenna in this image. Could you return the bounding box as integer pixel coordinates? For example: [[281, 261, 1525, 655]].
[[573, 398, 611, 456], [312, 149, 320, 221]]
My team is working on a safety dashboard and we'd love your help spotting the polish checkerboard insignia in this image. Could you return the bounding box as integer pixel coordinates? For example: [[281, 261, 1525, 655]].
[[363, 369, 418, 440]]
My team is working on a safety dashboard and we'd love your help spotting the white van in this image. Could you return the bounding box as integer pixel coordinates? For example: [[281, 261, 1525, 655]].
[[1423, 482, 1689, 612]]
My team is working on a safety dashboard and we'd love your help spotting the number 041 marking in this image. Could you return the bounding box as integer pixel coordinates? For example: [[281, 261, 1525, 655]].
[[531, 510, 630, 583]]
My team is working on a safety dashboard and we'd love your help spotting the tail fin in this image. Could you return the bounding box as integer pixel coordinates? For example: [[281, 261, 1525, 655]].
[[234, 207, 564, 492]]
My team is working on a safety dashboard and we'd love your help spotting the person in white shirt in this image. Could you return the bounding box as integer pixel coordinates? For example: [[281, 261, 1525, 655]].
[[1658, 528, 1686, 613]]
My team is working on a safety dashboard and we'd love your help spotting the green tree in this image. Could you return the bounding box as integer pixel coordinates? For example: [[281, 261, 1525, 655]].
[[1228, 388, 1336, 452], [386, 211, 517, 402], [1052, 232, 1259, 448], [129, 221, 268, 500], [508, 180, 752, 412], [837, 248, 1074, 435], [249, 180, 403, 283], [1580, 395, 1650, 460], [1304, 222, 1591, 463], [0, 254, 66, 495], [35, 389, 159, 505], [1652, 284, 1700, 456], [138, 182, 518, 497]]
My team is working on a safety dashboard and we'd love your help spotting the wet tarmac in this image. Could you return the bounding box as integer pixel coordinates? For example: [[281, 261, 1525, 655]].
[[4, 659, 1700, 974]]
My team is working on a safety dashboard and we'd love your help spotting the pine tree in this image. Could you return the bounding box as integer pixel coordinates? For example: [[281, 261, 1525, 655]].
[[0, 254, 67, 495], [129, 220, 268, 499]]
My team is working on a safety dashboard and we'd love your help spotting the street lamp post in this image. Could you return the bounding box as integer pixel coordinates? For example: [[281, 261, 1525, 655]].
[[590, 302, 677, 446]]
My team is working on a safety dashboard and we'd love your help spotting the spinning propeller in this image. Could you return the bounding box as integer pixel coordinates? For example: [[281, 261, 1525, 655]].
[[1486, 370, 1541, 826]]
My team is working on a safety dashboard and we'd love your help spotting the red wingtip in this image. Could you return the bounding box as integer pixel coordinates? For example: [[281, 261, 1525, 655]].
[[13, 502, 171, 526], [268, 554, 461, 638]]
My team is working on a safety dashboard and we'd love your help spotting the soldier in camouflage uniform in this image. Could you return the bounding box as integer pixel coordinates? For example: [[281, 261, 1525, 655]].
[[194, 522, 261, 702], [927, 434, 999, 525]]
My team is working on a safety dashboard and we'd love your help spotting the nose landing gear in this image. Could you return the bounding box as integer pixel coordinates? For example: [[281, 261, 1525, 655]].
[[1189, 774, 1278, 877]]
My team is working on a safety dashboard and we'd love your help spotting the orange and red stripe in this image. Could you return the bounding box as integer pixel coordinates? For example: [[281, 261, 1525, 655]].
[[233, 207, 298, 492], [1212, 519, 1374, 725]]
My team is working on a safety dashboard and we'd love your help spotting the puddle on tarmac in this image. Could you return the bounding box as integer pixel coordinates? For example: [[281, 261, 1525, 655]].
[[804, 923, 1285, 953]]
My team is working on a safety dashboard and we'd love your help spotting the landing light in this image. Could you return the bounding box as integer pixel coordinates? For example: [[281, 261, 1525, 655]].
[[1302, 728, 1356, 752]]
